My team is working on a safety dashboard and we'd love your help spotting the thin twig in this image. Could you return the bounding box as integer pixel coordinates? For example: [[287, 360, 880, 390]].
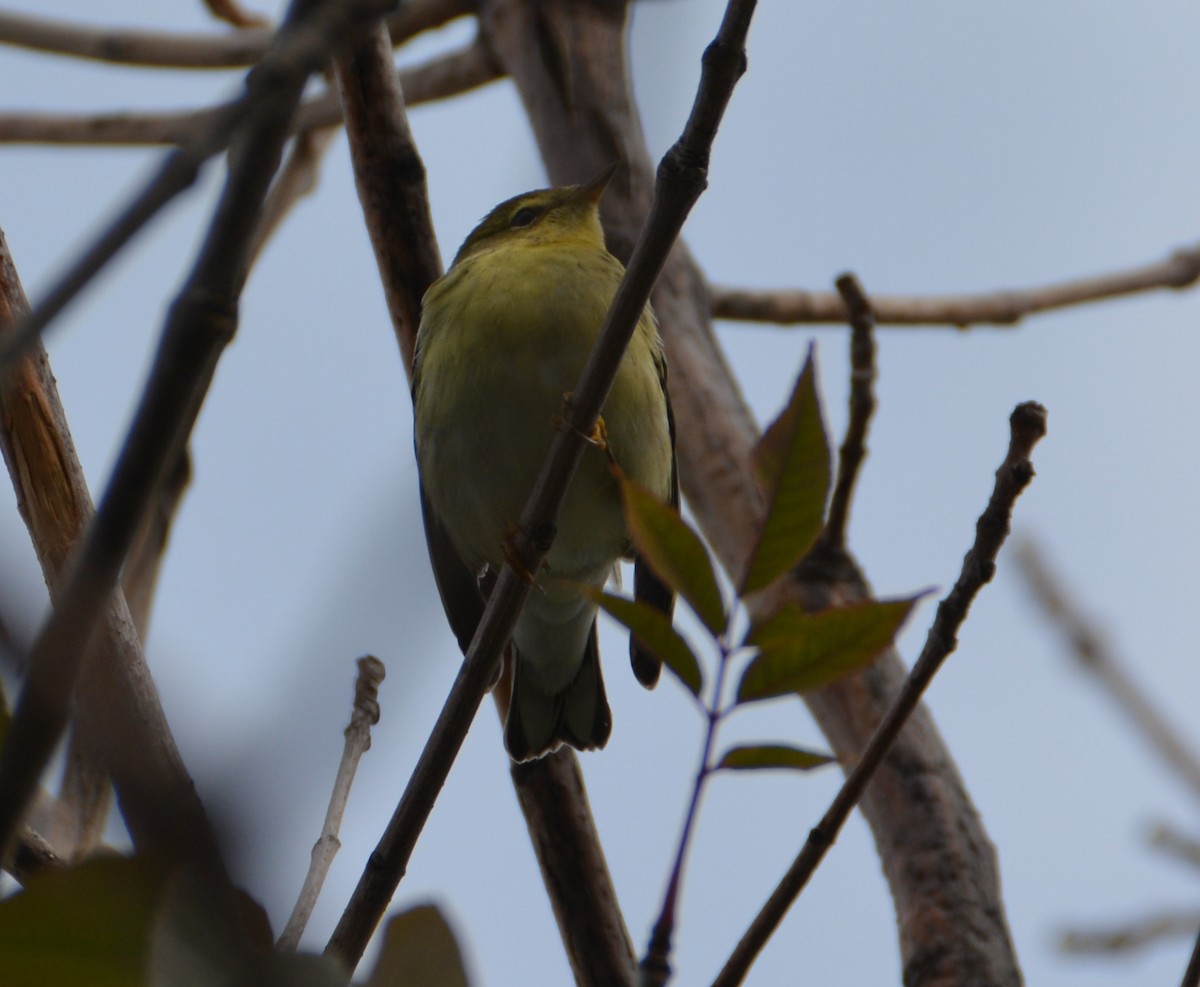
[[278, 656, 385, 952], [203, 0, 270, 30], [818, 273, 877, 551], [713, 401, 1047, 987], [0, 0, 397, 374], [0, 0, 471, 69], [1056, 910, 1200, 956], [325, 0, 756, 972], [249, 125, 340, 266], [1149, 823, 1200, 871], [1015, 539, 1200, 804], [0, 0, 396, 868], [709, 243, 1200, 327]]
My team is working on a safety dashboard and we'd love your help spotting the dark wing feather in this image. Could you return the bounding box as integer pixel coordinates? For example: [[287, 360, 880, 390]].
[[630, 351, 678, 688], [419, 480, 485, 656]]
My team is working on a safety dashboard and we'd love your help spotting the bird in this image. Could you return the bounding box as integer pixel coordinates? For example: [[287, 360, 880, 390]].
[[412, 167, 677, 761]]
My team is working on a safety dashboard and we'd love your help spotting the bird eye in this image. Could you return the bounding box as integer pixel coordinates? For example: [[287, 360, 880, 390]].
[[510, 206, 541, 228]]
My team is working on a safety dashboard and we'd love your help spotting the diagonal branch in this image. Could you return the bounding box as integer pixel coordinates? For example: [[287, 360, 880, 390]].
[[0, 0, 396, 868], [325, 1, 757, 975], [709, 242, 1200, 327], [714, 402, 1047, 987], [488, 2, 1026, 984]]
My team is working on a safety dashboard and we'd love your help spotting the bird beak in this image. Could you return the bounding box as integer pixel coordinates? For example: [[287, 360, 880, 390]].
[[573, 162, 619, 206]]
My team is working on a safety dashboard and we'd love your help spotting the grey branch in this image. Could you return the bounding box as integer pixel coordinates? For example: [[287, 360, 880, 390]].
[[709, 242, 1200, 327]]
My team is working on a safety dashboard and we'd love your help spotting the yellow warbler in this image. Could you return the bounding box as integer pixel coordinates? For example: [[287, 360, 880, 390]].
[[413, 169, 677, 761]]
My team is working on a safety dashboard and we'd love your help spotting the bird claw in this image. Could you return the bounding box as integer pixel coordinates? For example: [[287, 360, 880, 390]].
[[554, 392, 609, 451]]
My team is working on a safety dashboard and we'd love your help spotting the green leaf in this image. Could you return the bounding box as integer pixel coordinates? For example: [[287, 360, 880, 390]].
[[592, 591, 704, 696], [741, 348, 832, 595], [716, 743, 835, 772], [737, 596, 923, 703], [617, 470, 726, 636], [0, 855, 171, 987], [364, 904, 470, 987]]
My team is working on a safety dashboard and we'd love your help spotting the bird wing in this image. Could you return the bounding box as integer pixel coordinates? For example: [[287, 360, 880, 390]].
[[419, 480, 486, 656], [630, 349, 678, 688]]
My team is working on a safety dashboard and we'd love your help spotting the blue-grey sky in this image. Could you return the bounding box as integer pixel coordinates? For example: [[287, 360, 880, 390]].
[[3, 2, 1200, 984]]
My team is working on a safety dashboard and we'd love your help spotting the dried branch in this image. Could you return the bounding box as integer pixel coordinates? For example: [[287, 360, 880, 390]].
[[1015, 539, 1200, 804], [486, 1, 1025, 984], [249, 125, 340, 266], [333, 23, 441, 369], [510, 752, 638, 985], [714, 402, 1047, 987], [203, 0, 270, 31], [0, 0, 396, 867], [0, 0, 398, 374], [1183, 926, 1200, 987], [0, 35, 502, 147], [326, 1, 755, 973], [1149, 823, 1200, 870], [0, 0, 471, 69], [0, 229, 209, 864], [278, 656, 385, 952], [709, 242, 1200, 327], [1058, 909, 1200, 955], [817, 273, 877, 551]]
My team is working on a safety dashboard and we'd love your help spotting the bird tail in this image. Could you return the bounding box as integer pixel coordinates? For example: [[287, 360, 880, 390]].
[[505, 623, 612, 762]]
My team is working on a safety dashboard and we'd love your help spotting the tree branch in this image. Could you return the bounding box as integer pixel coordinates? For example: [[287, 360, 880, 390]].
[[0, 34, 501, 147], [0, 0, 396, 868], [709, 242, 1200, 327], [0, 0, 471, 69], [1015, 539, 1200, 804], [485, 2, 1026, 983], [325, 1, 755, 974], [714, 402, 1046, 986]]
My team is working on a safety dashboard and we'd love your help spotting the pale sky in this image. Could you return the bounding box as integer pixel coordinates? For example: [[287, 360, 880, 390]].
[[3, 2, 1200, 984]]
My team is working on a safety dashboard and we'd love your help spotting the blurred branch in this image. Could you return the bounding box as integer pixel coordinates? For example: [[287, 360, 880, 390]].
[[714, 402, 1047, 987], [1150, 822, 1200, 871], [203, 0, 270, 30], [0, 34, 502, 147], [0, 229, 206, 863], [1059, 909, 1200, 955], [0, 0, 395, 867], [709, 242, 1200, 327], [249, 125, 340, 265], [0, 0, 397, 378], [816, 273, 877, 552], [278, 656, 385, 952], [1015, 538, 1200, 803], [0, 0, 471, 69]]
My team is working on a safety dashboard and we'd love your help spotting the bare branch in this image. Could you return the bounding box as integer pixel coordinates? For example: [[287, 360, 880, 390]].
[[278, 656, 385, 952], [249, 126, 339, 266], [709, 243, 1200, 327], [1149, 822, 1200, 870], [714, 402, 1047, 987], [1058, 909, 1200, 955], [0, 36, 502, 147], [0, 0, 396, 867], [0, 0, 472, 69], [203, 0, 270, 31], [1015, 539, 1200, 804], [817, 273, 877, 551], [486, 1, 1025, 983], [326, 1, 755, 973]]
